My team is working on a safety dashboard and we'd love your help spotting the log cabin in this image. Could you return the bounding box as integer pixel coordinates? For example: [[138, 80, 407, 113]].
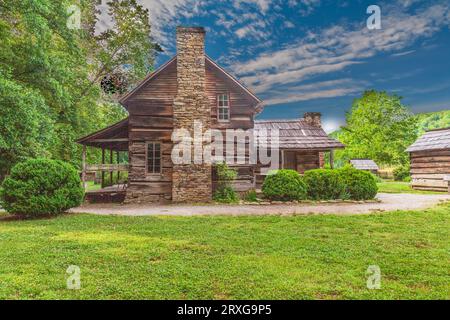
[[77, 27, 344, 203], [406, 127, 450, 192]]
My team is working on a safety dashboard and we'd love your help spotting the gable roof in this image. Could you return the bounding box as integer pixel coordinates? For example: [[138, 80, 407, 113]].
[[350, 159, 379, 170], [119, 55, 262, 109], [254, 119, 345, 150], [406, 127, 450, 152]]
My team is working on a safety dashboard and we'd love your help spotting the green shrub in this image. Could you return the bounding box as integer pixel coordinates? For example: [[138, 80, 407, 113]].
[[393, 165, 410, 182], [303, 169, 347, 200], [213, 186, 239, 203], [213, 163, 238, 203], [0, 158, 84, 216], [262, 169, 308, 201], [338, 167, 378, 200], [243, 189, 258, 202]]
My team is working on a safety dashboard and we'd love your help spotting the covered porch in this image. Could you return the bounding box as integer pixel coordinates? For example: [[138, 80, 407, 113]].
[[76, 118, 130, 202]]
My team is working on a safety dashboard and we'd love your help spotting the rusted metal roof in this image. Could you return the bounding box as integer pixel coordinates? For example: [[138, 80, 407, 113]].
[[406, 127, 450, 152], [254, 119, 345, 150], [350, 159, 379, 170]]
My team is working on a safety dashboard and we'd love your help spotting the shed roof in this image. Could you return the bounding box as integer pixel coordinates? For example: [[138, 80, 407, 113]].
[[76, 118, 129, 151], [350, 159, 379, 170], [254, 119, 344, 150], [406, 127, 450, 152]]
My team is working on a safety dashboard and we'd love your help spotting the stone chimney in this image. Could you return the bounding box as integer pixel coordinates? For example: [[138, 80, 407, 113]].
[[304, 112, 322, 128], [172, 26, 212, 203]]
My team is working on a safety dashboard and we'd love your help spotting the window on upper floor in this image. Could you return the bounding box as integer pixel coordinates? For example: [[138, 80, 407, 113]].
[[217, 93, 230, 122]]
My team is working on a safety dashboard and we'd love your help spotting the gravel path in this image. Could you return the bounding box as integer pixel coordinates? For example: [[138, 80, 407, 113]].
[[69, 193, 450, 217]]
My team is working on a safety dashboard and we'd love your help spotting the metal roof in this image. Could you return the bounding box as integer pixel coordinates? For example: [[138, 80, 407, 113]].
[[254, 119, 345, 150], [406, 127, 450, 152], [350, 159, 379, 170]]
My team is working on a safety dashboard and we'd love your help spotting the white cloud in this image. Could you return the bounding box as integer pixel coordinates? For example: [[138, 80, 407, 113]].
[[263, 79, 366, 105], [231, 3, 450, 104], [391, 50, 416, 57]]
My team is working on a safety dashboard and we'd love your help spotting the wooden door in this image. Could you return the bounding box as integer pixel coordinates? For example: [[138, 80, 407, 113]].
[[284, 151, 297, 170]]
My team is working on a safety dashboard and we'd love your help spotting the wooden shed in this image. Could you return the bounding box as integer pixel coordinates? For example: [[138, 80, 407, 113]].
[[406, 127, 450, 192], [350, 159, 379, 174]]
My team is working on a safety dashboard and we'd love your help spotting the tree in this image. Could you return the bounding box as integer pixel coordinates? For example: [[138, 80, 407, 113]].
[[0, 72, 54, 179], [0, 0, 159, 175], [337, 90, 418, 166]]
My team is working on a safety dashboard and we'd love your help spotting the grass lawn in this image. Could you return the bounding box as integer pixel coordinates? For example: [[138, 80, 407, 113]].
[[377, 181, 444, 194], [86, 181, 101, 192], [0, 204, 449, 300]]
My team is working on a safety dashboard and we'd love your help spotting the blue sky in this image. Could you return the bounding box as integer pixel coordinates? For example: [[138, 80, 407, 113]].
[[98, 0, 450, 132]]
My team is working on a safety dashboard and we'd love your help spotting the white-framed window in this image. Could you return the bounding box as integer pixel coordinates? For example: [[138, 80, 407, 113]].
[[146, 142, 161, 174], [217, 93, 230, 122]]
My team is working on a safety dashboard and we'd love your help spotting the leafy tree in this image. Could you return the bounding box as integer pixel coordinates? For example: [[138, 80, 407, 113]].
[[336, 91, 418, 166], [0, 72, 54, 179], [0, 0, 159, 176]]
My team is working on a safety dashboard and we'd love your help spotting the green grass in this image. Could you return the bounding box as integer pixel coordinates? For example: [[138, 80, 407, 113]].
[[86, 181, 101, 192], [377, 181, 443, 194], [0, 204, 449, 300]]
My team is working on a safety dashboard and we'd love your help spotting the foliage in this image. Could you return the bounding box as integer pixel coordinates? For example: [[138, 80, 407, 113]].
[[213, 163, 238, 203], [243, 189, 258, 202], [303, 169, 347, 200], [0, 72, 54, 179], [213, 186, 239, 204], [335, 91, 418, 166], [416, 110, 450, 134], [337, 167, 378, 200], [262, 169, 308, 201], [393, 164, 411, 182], [0, 0, 158, 178], [0, 158, 84, 216]]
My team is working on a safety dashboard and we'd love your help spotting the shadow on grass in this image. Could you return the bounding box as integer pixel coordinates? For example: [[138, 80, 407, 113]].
[[0, 211, 79, 222]]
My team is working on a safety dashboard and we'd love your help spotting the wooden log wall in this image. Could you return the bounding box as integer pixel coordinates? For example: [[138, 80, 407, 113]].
[[124, 59, 260, 202], [410, 149, 450, 192], [296, 151, 321, 173]]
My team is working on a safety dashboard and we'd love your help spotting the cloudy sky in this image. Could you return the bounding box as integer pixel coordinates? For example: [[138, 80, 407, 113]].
[[99, 0, 450, 132]]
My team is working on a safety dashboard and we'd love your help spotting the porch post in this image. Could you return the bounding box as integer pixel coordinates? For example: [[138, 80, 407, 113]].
[[116, 151, 120, 183], [281, 150, 285, 170], [101, 148, 105, 188], [330, 149, 334, 169], [110, 149, 113, 186], [82, 145, 87, 190]]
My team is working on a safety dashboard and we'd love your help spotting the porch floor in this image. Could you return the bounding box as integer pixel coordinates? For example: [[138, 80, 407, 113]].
[[85, 184, 127, 203]]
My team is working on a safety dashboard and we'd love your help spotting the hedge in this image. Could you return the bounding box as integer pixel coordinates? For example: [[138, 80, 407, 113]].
[[337, 167, 378, 200], [303, 169, 347, 200], [262, 169, 308, 201], [0, 158, 84, 216]]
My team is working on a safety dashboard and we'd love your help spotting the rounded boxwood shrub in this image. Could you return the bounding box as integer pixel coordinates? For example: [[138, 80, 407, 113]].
[[393, 165, 410, 182], [303, 169, 347, 200], [338, 167, 378, 200], [262, 169, 308, 201], [0, 158, 84, 216]]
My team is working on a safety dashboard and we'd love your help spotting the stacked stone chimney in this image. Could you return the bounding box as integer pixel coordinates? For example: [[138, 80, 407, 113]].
[[172, 27, 212, 202], [304, 112, 322, 128]]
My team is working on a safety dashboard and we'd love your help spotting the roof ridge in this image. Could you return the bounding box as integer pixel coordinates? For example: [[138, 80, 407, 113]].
[[255, 119, 305, 123]]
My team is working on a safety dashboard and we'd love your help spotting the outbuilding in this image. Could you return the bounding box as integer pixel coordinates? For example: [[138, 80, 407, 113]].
[[406, 127, 450, 192], [350, 159, 379, 174]]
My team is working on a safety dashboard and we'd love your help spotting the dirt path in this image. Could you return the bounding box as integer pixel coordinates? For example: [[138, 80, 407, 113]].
[[70, 193, 450, 216]]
